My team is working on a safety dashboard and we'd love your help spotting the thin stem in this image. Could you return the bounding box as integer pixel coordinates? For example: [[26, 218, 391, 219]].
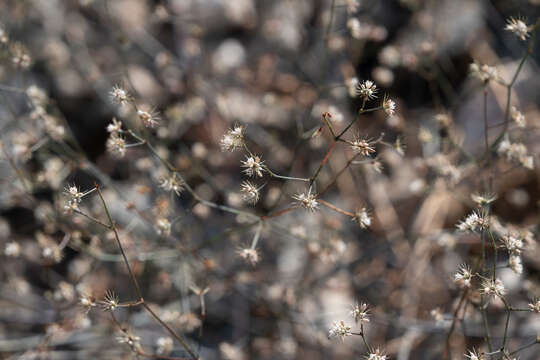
[[95, 184, 144, 300], [73, 209, 112, 229], [310, 141, 336, 185], [317, 198, 354, 217]]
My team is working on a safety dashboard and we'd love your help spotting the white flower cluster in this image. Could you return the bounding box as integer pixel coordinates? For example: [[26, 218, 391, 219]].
[[497, 137, 534, 170], [456, 211, 488, 233]]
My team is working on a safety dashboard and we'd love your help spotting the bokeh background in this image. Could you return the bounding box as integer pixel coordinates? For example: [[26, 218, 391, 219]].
[[0, 0, 539, 359]]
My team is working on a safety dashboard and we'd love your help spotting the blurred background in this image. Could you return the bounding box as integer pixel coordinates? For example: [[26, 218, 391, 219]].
[[0, 0, 539, 359]]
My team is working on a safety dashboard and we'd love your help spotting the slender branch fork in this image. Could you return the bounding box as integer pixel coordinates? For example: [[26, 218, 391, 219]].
[[94, 184, 198, 360]]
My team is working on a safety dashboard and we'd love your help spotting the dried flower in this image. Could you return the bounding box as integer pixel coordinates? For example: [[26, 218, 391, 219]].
[[351, 302, 369, 324], [116, 330, 141, 353], [465, 348, 484, 360], [480, 278, 505, 298], [383, 97, 396, 116], [510, 106, 526, 128], [351, 137, 376, 156], [106, 117, 123, 133], [328, 320, 352, 342], [106, 133, 126, 158], [454, 264, 473, 288], [528, 299, 540, 313], [99, 290, 119, 311], [155, 217, 171, 236], [137, 108, 160, 128], [110, 85, 130, 106], [497, 137, 533, 169], [237, 247, 260, 266], [64, 184, 84, 204], [505, 17, 529, 41], [366, 348, 387, 360], [353, 208, 371, 228], [220, 125, 244, 152], [456, 211, 488, 233], [240, 181, 260, 205], [471, 193, 497, 207], [292, 189, 318, 211], [470, 62, 498, 82], [80, 294, 97, 313], [159, 172, 184, 195], [241, 155, 264, 177], [508, 253, 523, 274], [501, 233, 524, 254], [356, 80, 378, 100], [156, 337, 173, 355], [4, 241, 21, 257]]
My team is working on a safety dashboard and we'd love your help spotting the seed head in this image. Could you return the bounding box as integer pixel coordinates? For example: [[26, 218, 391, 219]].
[[528, 299, 540, 313], [454, 264, 473, 288], [237, 247, 260, 266], [356, 80, 378, 100], [241, 155, 264, 177], [110, 85, 130, 106], [220, 125, 244, 152], [456, 211, 488, 233], [159, 172, 184, 196], [465, 349, 484, 360], [470, 62, 498, 82], [106, 133, 126, 158], [505, 17, 529, 41], [328, 320, 352, 342], [106, 117, 123, 133], [383, 97, 396, 116], [351, 137, 376, 156], [240, 181, 260, 205], [292, 189, 318, 211], [366, 348, 387, 360], [353, 208, 371, 228], [137, 108, 160, 128], [99, 290, 119, 311], [480, 278, 505, 299], [350, 302, 370, 324]]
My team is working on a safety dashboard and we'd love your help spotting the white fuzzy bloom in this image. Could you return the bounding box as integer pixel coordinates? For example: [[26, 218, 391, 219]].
[[156, 337, 173, 355], [159, 172, 184, 195], [4, 242, 21, 257], [501, 233, 524, 254], [528, 299, 540, 313], [470, 62, 498, 82], [509, 254, 523, 274], [480, 278, 505, 299], [510, 106, 526, 128], [383, 97, 396, 116], [366, 348, 387, 360], [106, 118, 123, 133], [454, 264, 473, 288], [237, 247, 260, 266], [106, 133, 126, 158], [220, 125, 244, 152], [354, 208, 371, 228], [328, 321, 352, 342], [137, 109, 160, 128], [505, 17, 529, 41], [356, 80, 378, 99], [241, 155, 264, 177], [497, 137, 534, 170], [350, 302, 369, 324], [471, 193, 497, 207], [292, 189, 318, 211], [155, 218, 171, 236], [347, 77, 360, 97], [110, 85, 130, 106], [351, 137, 376, 156], [465, 349, 484, 360], [456, 211, 488, 233], [240, 181, 260, 205]]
